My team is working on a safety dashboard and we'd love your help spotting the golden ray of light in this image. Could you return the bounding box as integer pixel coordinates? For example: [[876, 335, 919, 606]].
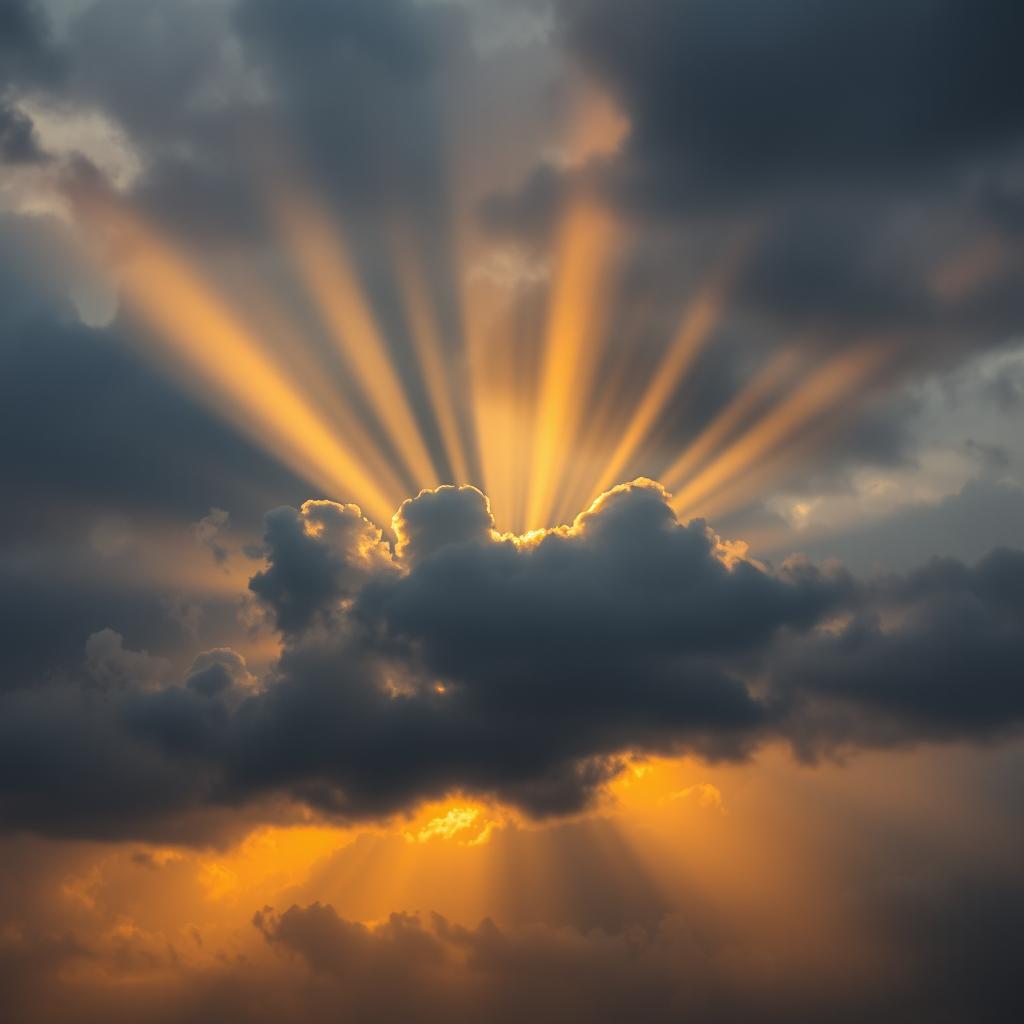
[[99, 204, 399, 526], [671, 342, 891, 520], [459, 258, 541, 533], [661, 347, 803, 491], [686, 388, 887, 524], [526, 199, 620, 530], [547, 296, 667, 526], [217, 268, 411, 505], [389, 222, 472, 485], [585, 235, 753, 509], [273, 187, 443, 492]]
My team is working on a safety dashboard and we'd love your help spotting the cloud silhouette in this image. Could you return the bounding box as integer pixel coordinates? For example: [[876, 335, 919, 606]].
[[0, 480, 1022, 840]]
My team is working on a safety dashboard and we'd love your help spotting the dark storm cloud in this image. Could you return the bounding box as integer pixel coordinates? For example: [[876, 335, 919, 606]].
[[2, 480, 1024, 840], [778, 546, 1024, 757], [233, 482, 806, 820], [491, 0, 1024, 234], [562, 0, 1024, 197]]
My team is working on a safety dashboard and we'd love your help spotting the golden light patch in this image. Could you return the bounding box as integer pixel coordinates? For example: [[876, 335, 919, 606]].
[[404, 800, 510, 846]]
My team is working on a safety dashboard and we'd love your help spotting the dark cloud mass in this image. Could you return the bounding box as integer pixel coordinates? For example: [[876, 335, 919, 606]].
[[1, 481, 1022, 840], [563, 0, 1024, 194]]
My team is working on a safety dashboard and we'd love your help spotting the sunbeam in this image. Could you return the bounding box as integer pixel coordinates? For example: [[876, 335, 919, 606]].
[[272, 186, 444, 492], [670, 343, 891, 521], [526, 198, 621, 531], [661, 347, 802, 492], [389, 220, 473, 488], [585, 231, 754, 510], [94, 201, 401, 526]]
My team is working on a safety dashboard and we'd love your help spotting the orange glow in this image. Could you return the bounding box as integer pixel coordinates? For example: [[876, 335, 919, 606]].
[[197, 824, 353, 903], [273, 187, 442, 492]]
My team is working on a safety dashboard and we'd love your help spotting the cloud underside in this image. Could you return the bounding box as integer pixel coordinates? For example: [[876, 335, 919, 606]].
[[2, 479, 1022, 841]]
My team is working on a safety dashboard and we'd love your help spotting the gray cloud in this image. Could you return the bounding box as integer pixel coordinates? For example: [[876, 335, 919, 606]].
[[1, 480, 1022, 840], [0, 99, 47, 163], [562, 0, 1024, 198]]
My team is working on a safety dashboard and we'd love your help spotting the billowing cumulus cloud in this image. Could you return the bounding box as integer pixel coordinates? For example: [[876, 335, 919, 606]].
[[249, 499, 396, 634], [1, 480, 1023, 840]]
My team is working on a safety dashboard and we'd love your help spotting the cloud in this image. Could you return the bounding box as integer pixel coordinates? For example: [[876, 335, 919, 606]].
[[192, 507, 230, 566], [393, 484, 496, 565], [186, 647, 256, 700], [248, 500, 396, 634], [768, 477, 1024, 572], [778, 546, 1024, 756], [480, 2, 1024, 407], [0, 100, 48, 164], [3, 864, 1021, 1024], [1, 479, 1023, 840], [84, 627, 170, 690], [561, 0, 1024, 197]]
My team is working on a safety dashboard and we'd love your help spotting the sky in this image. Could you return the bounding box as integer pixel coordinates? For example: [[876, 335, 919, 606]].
[[1, 1, 1023, 1020]]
